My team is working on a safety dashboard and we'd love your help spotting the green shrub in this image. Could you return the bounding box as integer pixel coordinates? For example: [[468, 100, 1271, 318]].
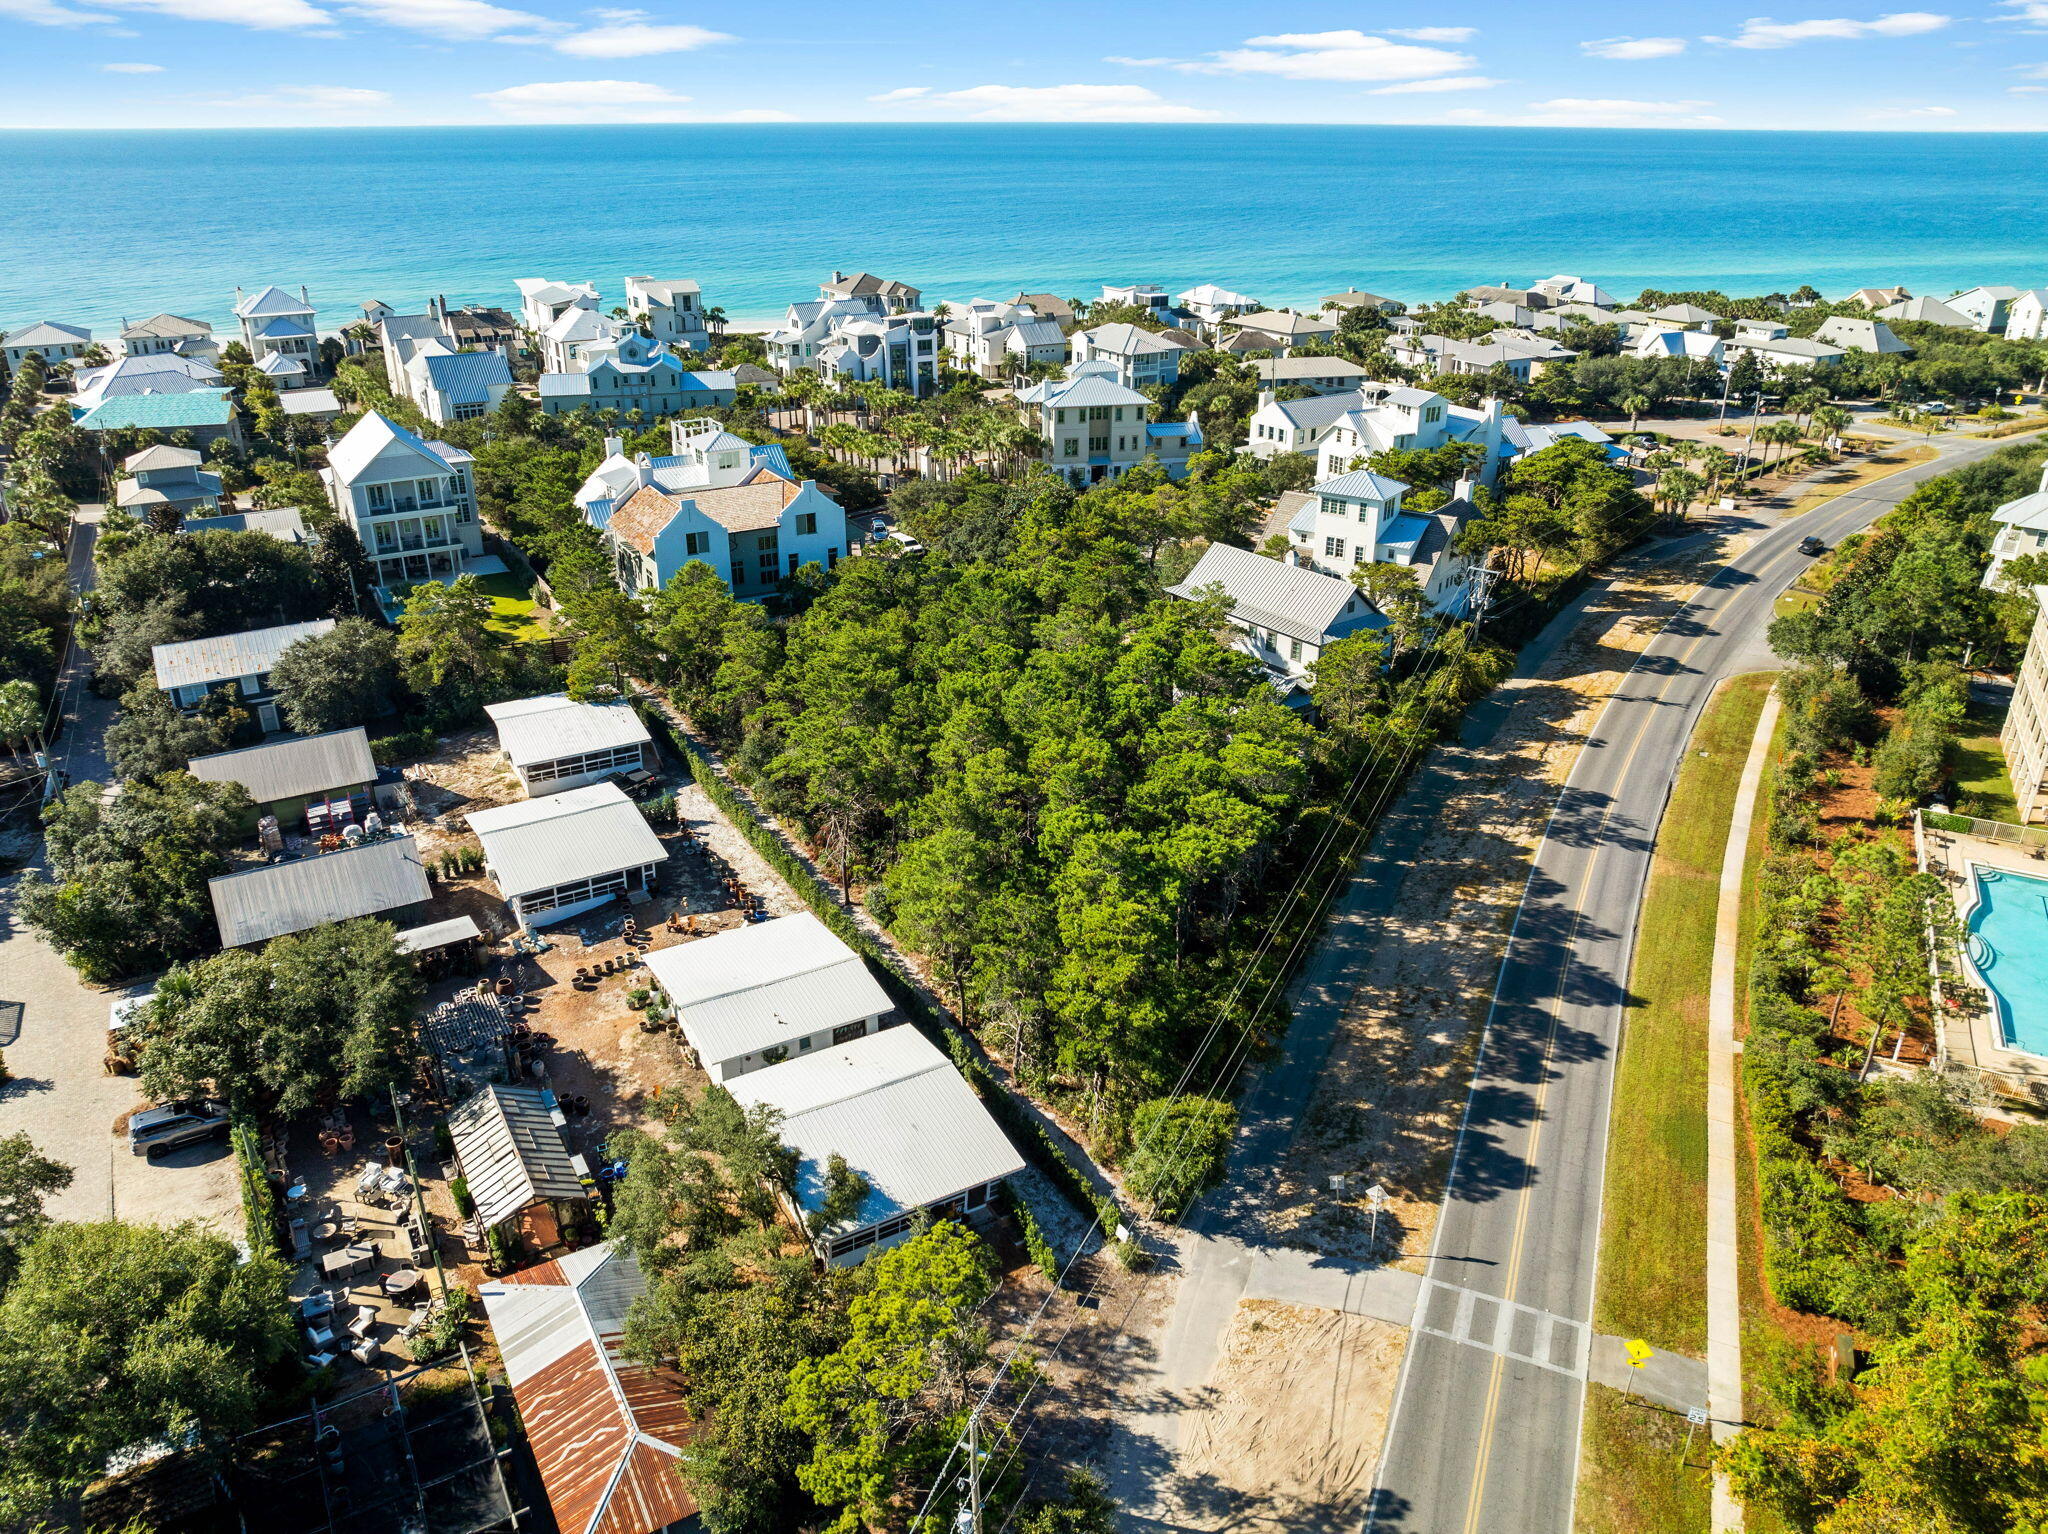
[[451, 1175, 474, 1218], [369, 726, 436, 766], [1122, 1096, 1236, 1222], [1923, 811, 1974, 833], [1002, 1184, 1061, 1285]]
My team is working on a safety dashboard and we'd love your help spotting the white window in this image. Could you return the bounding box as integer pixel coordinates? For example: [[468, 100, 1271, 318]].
[[1324, 536, 1346, 559], [1289, 638, 1303, 661]]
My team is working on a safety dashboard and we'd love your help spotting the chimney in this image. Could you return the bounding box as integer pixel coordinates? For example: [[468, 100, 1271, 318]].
[[1453, 476, 1477, 503], [603, 434, 625, 459], [300, 285, 310, 306], [1257, 388, 1275, 410], [634, 451, 655, 488]]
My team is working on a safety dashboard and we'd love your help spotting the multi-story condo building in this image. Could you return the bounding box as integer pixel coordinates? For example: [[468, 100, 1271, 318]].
[[233, 285, 320, 379], [624, 276, 711, 354], [2003, 569, 2048, 822], [320, 411, 483, 590], [1014, 360, 1201, 486]]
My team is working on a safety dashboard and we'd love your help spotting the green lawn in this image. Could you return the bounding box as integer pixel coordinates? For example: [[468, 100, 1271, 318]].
[[471, 569, 552, 641], [1954, 702, 2018, 823], [1579, 672, 1775, 1534], [1577, 1385, 1716, 1534]]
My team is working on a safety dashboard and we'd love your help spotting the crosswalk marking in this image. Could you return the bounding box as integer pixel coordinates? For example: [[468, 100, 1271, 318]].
[[1409, 1277, 1592, 1380]]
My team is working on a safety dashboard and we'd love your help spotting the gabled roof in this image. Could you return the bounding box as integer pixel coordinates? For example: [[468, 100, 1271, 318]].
[[1322, 290, 1395, 309], [485, 693, 651, 768], [468, 781, 668, 899], [1815, 317, 1911, 354], [125, 443, 203, 473], [5, 319, 90, 347], [1314, 468, 1409, 502], [418, 348, 513, 403], [1168, 542, 1387, 645], [1649, 302, 1722, 324], [208, 834, 429, 947], [326, 410, 458, 482], [478, 1243, 697, 1534], [234, 284, 313, 319], [1259, 392, 1362, 431], [249, 315, 316, 342], [187, 727, 376, 805], [152, 617, 333, 690], [601, 484, 683, 555], [641, 912, 896, 1066], [254, 352, 305, 376], [821, 270, 918, 300], [180, 507, 308, 542], [1876, 294, 1974, 327], [77, 389, 235, 432], [1227, 309, 1336, 337], [1256, 356, 1371, 382], [448, 1083, 589, 1228], [1177, 283, 1257, 309], [1013, 292, 1076, 320], [1027, 372, 1152, 411], [726, 1026, 1025, 1240], [120, 313, 210, 341]]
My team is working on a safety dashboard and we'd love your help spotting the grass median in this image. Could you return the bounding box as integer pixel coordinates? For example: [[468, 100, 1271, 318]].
[[1578, 670, 1775, 1534]]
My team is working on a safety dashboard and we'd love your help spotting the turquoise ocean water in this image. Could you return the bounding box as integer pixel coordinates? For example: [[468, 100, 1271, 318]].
[[5, 124, 2047, 334]]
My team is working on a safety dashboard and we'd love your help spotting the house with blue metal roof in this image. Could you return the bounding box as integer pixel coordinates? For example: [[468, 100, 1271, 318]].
[[75, 387, 244, 449], [404, 344, 515, 425], [233, 284, 321, 380], [1014, 360, 1202, 486], [537, 330, 735, 418]]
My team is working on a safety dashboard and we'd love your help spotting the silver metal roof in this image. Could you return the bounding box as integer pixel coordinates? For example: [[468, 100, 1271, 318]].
[[207, 834, 430, 947], [186, 727, 374, 805], [728, 1026, 1023, 1238], [484, 693, 652, 769], [642, 912, 895, 1066], [1168, 543, 1387, 647], [151, 618, 334, 691], [468, 781, 668, 899], [448, 1083, 588, 1229], [395, 913, 483, 954]]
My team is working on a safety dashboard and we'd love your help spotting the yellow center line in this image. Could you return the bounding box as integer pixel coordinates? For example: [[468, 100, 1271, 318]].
[[1456, 536, 1807, 1530]]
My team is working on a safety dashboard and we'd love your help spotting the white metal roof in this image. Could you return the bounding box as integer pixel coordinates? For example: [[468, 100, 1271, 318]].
[[208, 834, 430, 947], [642, 912, 895, 1066], [394, 913, 482, 954], [186, 727, 375, 805], [726, 1027, 1024, 1237], [1168, 542, 1387, 646], [448, 1083, 588, 1228], [152, 618, 334, 691], [484, 693, 652, 768], [326, 410, 458, 483], [468, 781, 668, 899]]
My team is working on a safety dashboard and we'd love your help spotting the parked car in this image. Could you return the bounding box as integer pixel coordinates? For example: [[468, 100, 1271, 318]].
[[128, 1099, 230, 1158], [1798, 536, 1828, 557]]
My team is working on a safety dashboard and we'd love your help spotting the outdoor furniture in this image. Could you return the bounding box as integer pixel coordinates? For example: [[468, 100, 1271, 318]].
[[356, 1162, 387, 1195], [350, 1339, 379, 1366], [304, 1351, 337, 1371], [306, 1323, 336, 1348], [347, 1305, 378, 1339], [320, 1244, 375, 1281], [290, 1219, 312, 1261], [298, 1293, 334, 1321], [381, 1267, 422, 1299], [312, 1221, 340, 1243]]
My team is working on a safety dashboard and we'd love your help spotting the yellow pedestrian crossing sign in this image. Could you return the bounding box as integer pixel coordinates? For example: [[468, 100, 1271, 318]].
[[1624, 1339, 1654, 1369]]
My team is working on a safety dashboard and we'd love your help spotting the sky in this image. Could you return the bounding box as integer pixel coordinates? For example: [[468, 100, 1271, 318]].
[[4, 1, 2048, 131]]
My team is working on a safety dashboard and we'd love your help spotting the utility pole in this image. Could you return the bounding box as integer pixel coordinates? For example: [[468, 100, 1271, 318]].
[[954, 1413, 983, 1534], [1465, 556, 1502, 642]]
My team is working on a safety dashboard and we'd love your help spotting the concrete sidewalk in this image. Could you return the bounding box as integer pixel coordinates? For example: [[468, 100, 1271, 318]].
[[1705, 687, 1780, 1531]]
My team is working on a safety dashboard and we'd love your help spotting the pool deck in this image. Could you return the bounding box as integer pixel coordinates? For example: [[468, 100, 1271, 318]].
[[1919, 820, 2048, 1102]]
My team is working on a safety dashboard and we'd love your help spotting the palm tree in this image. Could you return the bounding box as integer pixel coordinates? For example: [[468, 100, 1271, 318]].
[[704, 305, 728, 340], [1810, 404, 1853, 449], [1699, 445, 1735, 503], [1619, 392, 1652, 432], [1658, 467, 1707, 524]]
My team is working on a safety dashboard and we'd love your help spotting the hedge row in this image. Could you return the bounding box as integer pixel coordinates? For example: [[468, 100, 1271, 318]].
[[230, 1118, 283, 1260], [370, 726, 438, 766], [1002, 1184, 1062, 1286], [641, 702, 1125, 1237]]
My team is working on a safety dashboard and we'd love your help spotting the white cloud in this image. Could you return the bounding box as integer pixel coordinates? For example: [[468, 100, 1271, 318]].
[[94, 0, 331, 27], [102, 58, 164, 67], [1994, 1, 2048, 26], [477, 77, 709, 119], [1582, 35, 1687, 58], [1386, 26, 1475, 41], [883, 83, 1218, 121], [0, 0, 118, 24], [2012, 61, 2048, 74], [552, 21, 731, 55], [1713, 12, 1950, 48], [1370, 74, 1502, 93], [335, 0, 552, 38], [1132, 29, 1476, 83], [1866, 103, 1958, 115], [867, 86, 930, 101], [1447, 96, 1722, 126], [209, 83, 391, 107]]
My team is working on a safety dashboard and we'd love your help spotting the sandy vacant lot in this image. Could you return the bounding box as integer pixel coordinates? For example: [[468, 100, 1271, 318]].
[[1164, 1301, 1406, 1533]]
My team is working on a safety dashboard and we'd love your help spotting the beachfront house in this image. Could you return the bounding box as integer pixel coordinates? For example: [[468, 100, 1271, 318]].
[[514, 277, 600, 337], [2, 320, 91, 372], [477, 1243, 698, 1534], [1815, 316, 1911, 355], [117, 313, 216, 363], [2003, 582, 2048, 823], [1842, 286, 1910, 309], [233, 285, 321, 379], [820, 270, 922, 313], [1013, 292, 1080, 331], [483, 692, 654, 798], [152, 617, 332, 736], [1321, 289, 1402, 315], [584, 420, 846, 597], [1014, 361, 1201, 486], [726, 1026, 1025, 1266], [187, 727, 378, 829], [539, 332, 735, 417], [625, 275, 711, 354], [942, 298, 1069, 379], [319, 410, 483, 591], [1949, 286, 2024, 333], [115, 444, 222, 522], [468, 780, 669, 928], [1176, 283, 1260, 336], [2002, 290, 2048, 342], [1167, 541, 1387, 700], [1068, 322, 1192, 390], [641, 911, 897, 1082], [1532, 275, 1615, 308], [1221, 309, 1338, 354], [208, 834, 432, 948]]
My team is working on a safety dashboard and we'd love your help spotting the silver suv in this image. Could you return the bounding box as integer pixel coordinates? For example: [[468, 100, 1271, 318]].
[[129, 1100, 230, 1158]]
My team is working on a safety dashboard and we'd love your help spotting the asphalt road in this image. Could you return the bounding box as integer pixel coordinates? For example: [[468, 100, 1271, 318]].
[[1367, 435, 2019, 1534]]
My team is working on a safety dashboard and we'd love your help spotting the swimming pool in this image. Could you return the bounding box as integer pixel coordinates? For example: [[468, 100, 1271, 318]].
[[1965, 866, 2048, 1057]]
